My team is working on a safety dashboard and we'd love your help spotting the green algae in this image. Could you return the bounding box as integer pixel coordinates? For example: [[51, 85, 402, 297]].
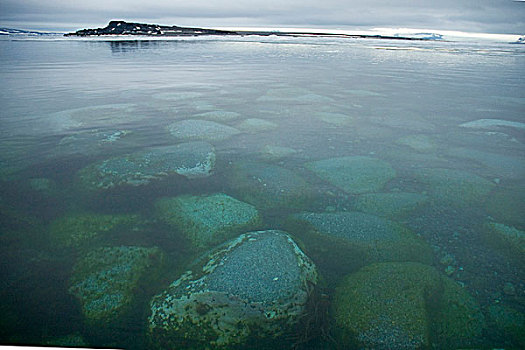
[[48, 212, 142, 250], [288, 211, 433, 267], [333, 262, 485, 349], [155, 193, 262, 250], [69, 246, 164, 327]]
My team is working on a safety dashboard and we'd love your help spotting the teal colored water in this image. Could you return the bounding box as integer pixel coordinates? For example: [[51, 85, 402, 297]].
[[0, 36, 524, 349]]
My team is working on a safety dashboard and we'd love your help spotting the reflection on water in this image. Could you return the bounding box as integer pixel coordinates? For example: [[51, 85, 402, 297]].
[[0, 37, 524, 349]]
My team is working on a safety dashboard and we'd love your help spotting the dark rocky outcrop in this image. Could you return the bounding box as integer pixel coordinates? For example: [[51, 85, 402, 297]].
[[66, 20, 429, 40]]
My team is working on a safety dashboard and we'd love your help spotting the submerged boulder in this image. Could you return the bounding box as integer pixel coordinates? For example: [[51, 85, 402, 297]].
[[148, 230, 317, 349], [167, 119, 240, 142], [413, 168, 495, 207], [351, 192, 428, 219], [483, 222, 525, 262], [289, 211, 432, 266], [78, 141, 215, 189], [305, 156, 396, 194], [49, 212, 142, 250], [333, 262, 485, 349], [226, 161, 315, 210], [194, 110, 241, 122], [155, 193, 262, 249], [69, 246, 163, 327]]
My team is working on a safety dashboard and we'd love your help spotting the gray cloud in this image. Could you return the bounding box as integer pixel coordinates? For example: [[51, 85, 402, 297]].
[[0, 0, 523, 34]]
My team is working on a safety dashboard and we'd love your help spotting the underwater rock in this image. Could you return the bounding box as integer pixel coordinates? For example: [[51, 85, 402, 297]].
[[236, 118, 278, 133], [155, 193, 262, 249], [315, 112, 354, 126], [46, 104, 143, 132], [290, 211, 432, 265], [305, 156, 396, 194], [147, 230, 317, 349], [226, 160, 315, 210], [48, 212, 142, 250], [29, 177, 57, 196], [351, 192, 428, 219], [446, 147, 525, 180], [486, 304, 525, 347], [333, 262, 485, 349], [50, 129, 132, 158], [69, 246, 163, 327], [413, 168, 495, 207], [167, 119, 240, 141], [78, 141, 215, 189], [485, 186, 525, 227], [459, 118, 525, 130], [396, 134, 436, 152], [483, 222, 525, 260], [194, 110, 241, 121], [259, 144, 298, 161]]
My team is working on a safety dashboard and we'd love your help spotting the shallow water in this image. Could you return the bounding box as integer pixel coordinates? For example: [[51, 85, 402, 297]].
[[0, 36, 524, 348]]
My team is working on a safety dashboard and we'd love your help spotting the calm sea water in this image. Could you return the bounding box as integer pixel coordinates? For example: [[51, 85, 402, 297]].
[[1, 36, 524, 349]]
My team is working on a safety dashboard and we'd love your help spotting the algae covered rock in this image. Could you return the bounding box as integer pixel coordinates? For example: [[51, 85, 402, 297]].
[[351, 192, 428, 219], [148, 230, 317, 349], [483, 222, 525, 261], [78, 141, 215, 189], [69, 246, 164, 327], [413, 167, 495, 207], [167, 119, 240, 142], [306, 156, 396, 194], [227, 160, 315, 210], [49, 212, 142, 250], [290, 211, 432, 265], [333, 262, 485, 349], [155, 193, 262, 249]]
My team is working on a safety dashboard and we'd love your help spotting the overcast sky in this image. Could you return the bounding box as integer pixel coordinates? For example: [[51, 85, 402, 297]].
[[0, 0, 524, 34]]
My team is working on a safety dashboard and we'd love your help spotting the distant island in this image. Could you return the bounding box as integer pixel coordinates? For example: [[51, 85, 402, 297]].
[[65, 20, 428, 40]]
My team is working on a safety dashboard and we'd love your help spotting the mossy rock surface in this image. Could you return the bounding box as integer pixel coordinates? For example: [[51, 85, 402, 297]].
[[333, 262, 485, 349], [226, 160, 315, 210], [351, 192, 428, 219], [155, 193, 262, 249], [69, 246, 164, 327], [413, 167, 494, 207], [148, 230, 317, 350], [290, 211, 433, 265], [305, 156, 396, 194], [483, 222, 525, 262], [78, 142, 215, 190], [48, 212, 142, 250]]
